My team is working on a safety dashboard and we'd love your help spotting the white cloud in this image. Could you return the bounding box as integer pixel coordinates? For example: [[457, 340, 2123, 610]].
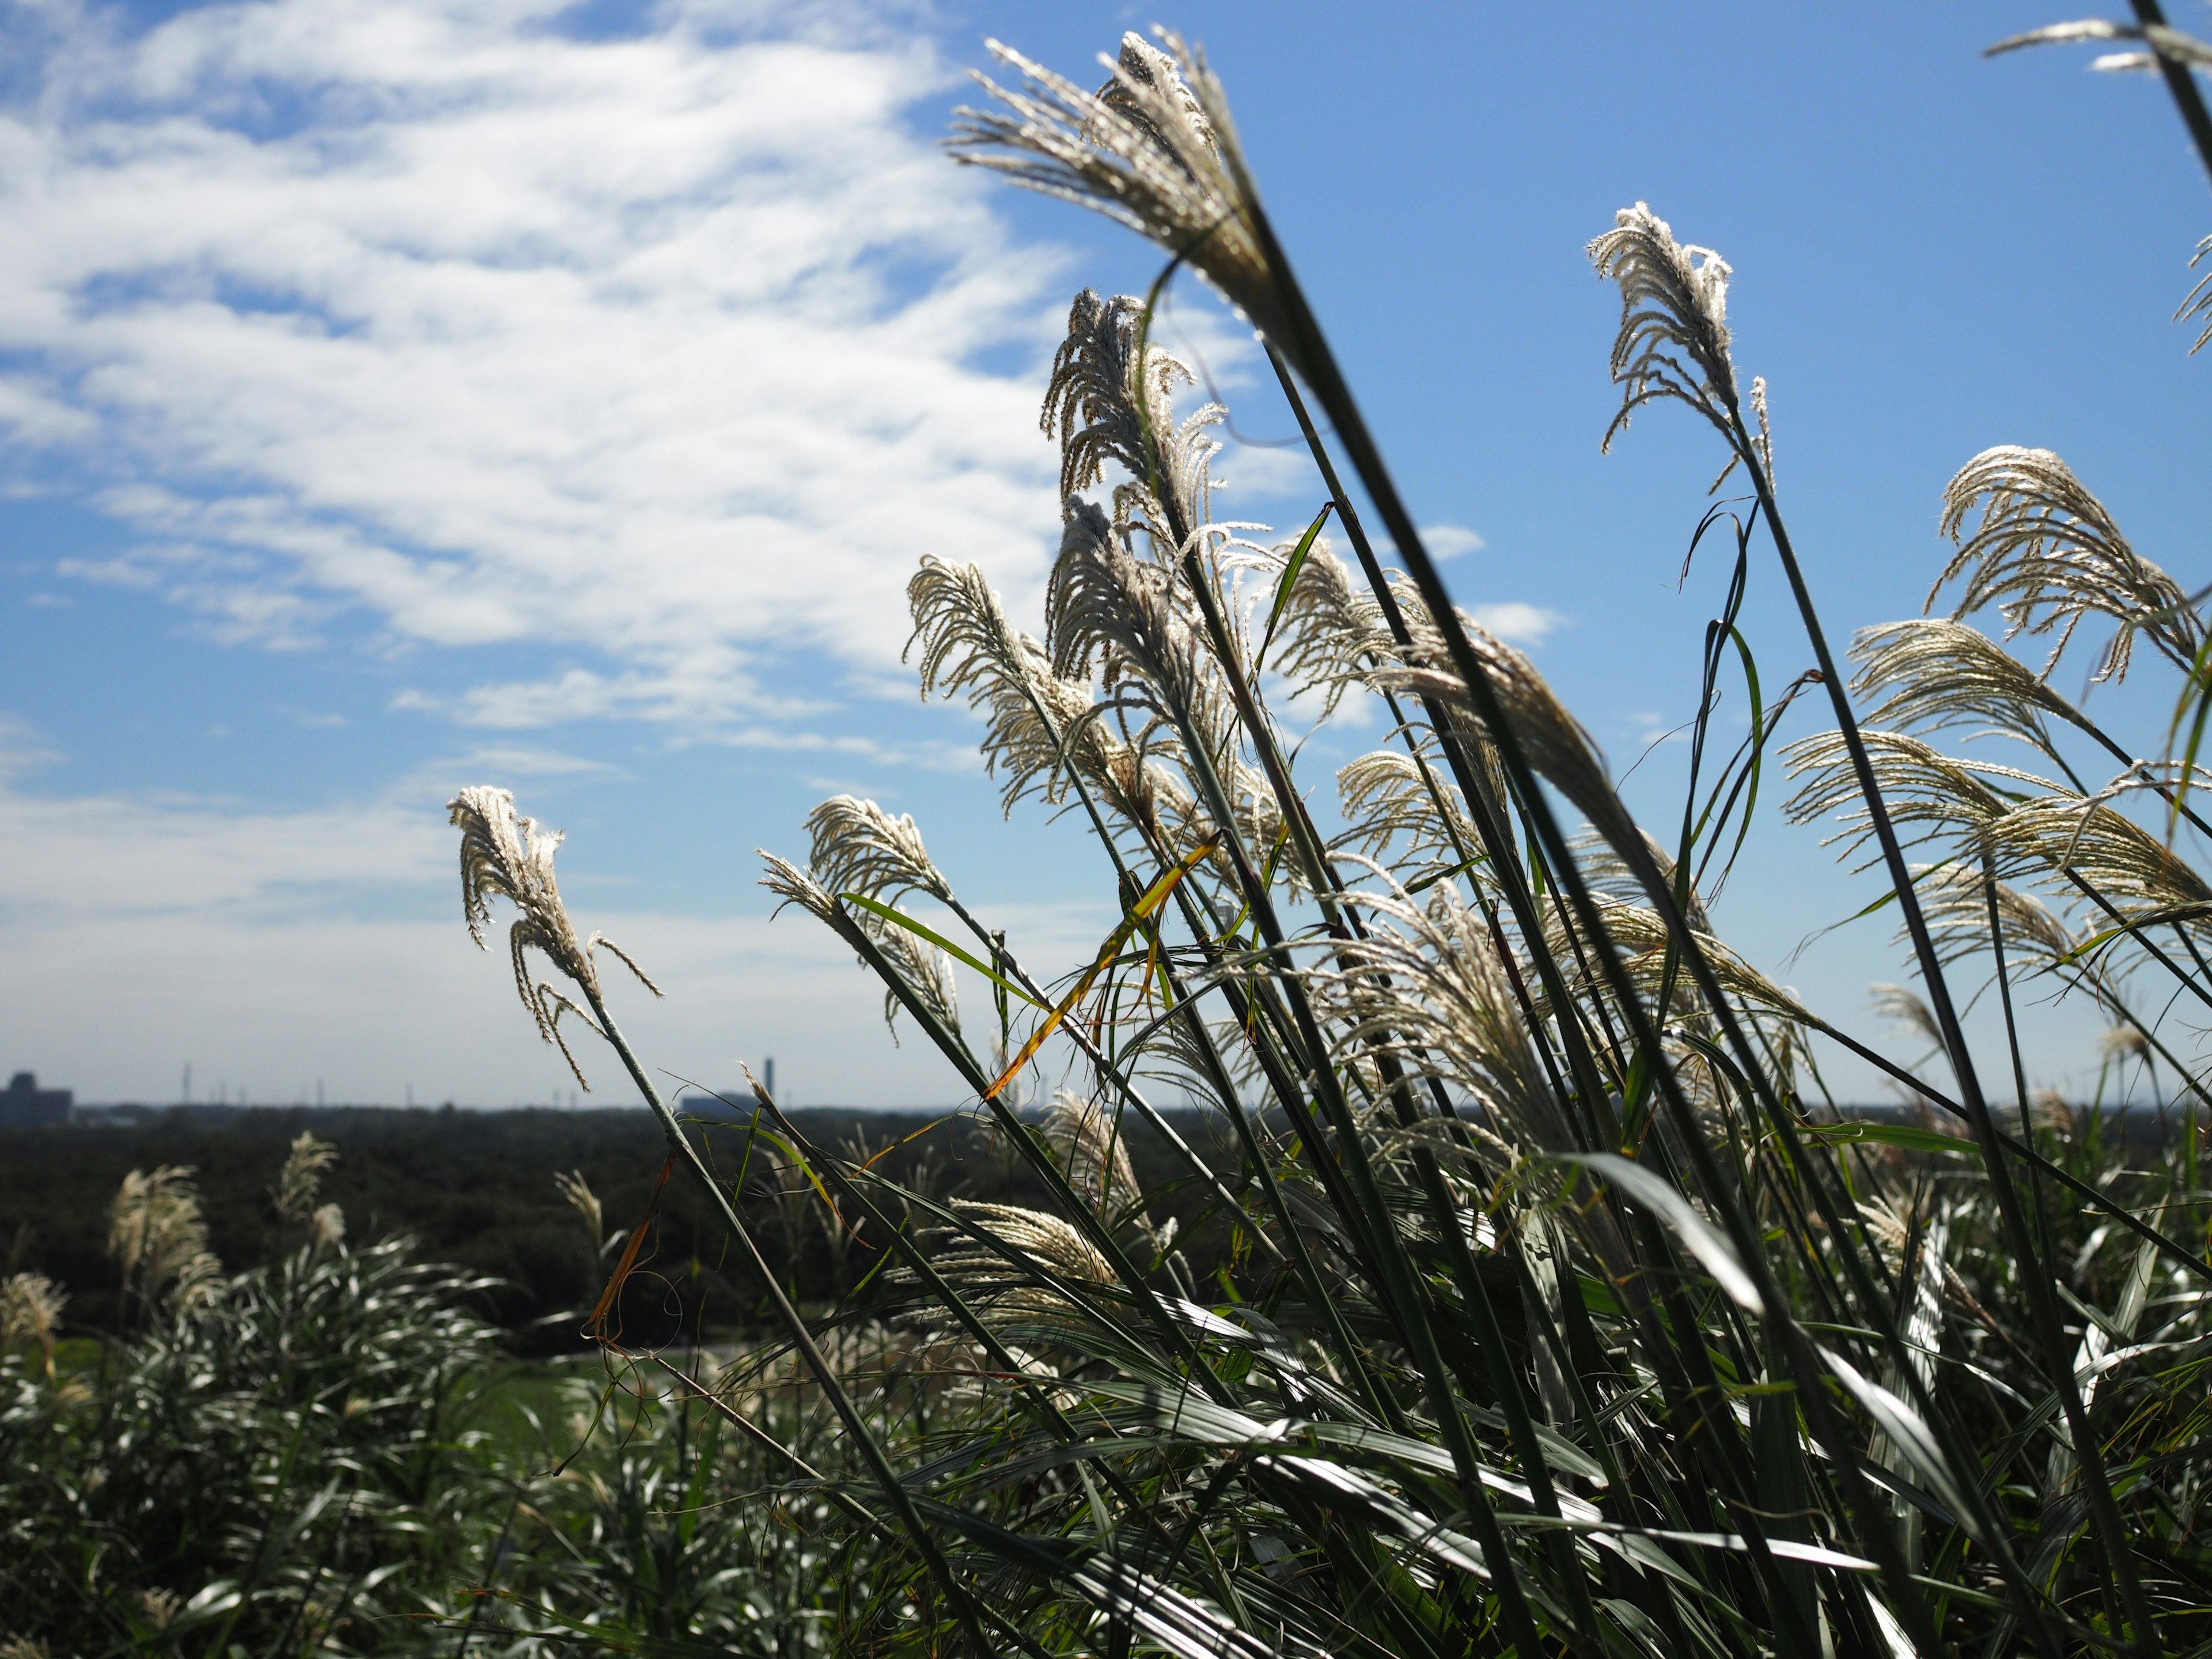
[[1467, 601, 1562, 646], [1421, 522, 1486, 558], [0, 0, 1068, 724]]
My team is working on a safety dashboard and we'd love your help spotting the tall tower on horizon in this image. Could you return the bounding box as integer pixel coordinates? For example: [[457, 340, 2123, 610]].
[[764, 1056, 775, 1102]]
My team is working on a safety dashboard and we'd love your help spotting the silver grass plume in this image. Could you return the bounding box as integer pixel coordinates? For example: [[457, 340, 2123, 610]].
[[272, 1131, 338, 1226], [903, 1201, 1116, 1334], [1908, 862, 2112, 992], [1870, 983, 1948, 1059], [555, 1168, 604, 1252], [1544, 891, 1809, 1028], [1, 1272, 65, 1378], [1370, 611, 1639, 869], [1047, 499, 1246, 824], [1308, 876, 1578, 1158], [2098, 1022, 2153, 1065], [1046, 289, 1219, 540], [2182, 233, 2212, 355], [1783, 729, 2021, 865], [1588, 203, 1743, 454], [1988, 17, 2212, 75], [1571, 828, 1715, 937], [950, 33, 1298, 380], [1984, 793, 2212, 918], [807, 796, 956, 909], [448, 785, 661, 1089], [1936, 446, 2200, 681], [108, 1166, 221, 1311], [759, 853, 961, 1044], [1041, 1091, 1143, 1218], [1261, 538, 1387, 717], [907, 555, 1184, 838], [1337, 747, 1484, 890], [1851, 618, 2096, 757]]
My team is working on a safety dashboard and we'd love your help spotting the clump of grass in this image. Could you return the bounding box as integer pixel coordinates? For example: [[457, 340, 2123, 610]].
[[438, 26, 2212, 1657]]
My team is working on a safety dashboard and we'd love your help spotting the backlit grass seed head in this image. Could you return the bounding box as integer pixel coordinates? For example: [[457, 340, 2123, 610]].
[[1986, 793, 2212, 916], [449, 785, 660, 1089], [1, 1272, 65, 1377], [1936, 446, 2200, 681], [1373, 613, 1638, 864], [1784, 728, 2017, 863], [1048, 498, 1214, 738], [108, 1165, 220, 1310], [1311, 878, 1578, 1158], [1552, 891, 1810, 1028], [1588, 203, 1742, 451], [556, 1168, 604, 1252], [758, 851, 962, 1045], [2182, 233, 2212, 355], [907, 555, 1155, 825], [1910, 863, 2093, 978], [1045, 288, 1204, 509], [1870, 983, 1946, 1056], [1851, 618, 2090, 756], [1336, 748, 1482, 887], [1042, 1092, 1143, 1218], [951, 33, 1296, 379], [806, 796, 955, 908], [916, 1201, 1116, 1329], [272, 1130, 338, 1226]]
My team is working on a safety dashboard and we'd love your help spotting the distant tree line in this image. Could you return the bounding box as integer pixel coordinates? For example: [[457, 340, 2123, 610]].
[[0, 1103, 1236, 1352]]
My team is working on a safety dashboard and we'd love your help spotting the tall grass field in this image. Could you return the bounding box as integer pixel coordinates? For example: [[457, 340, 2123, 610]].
[[10, 20, 2212, 1657]]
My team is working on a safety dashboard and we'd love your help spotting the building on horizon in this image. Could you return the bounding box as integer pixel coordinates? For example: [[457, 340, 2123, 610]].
[[0, 1071, 72, 1128]]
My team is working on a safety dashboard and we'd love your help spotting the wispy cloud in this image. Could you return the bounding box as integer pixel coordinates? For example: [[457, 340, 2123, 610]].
[[1467, 601, 1563, 646], [0, 0, 1067, 724], [1421, 522, 1486, 558]]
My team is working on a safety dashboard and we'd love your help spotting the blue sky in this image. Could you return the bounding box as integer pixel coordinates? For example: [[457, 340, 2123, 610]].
[[1, 0, 2207, 1107]]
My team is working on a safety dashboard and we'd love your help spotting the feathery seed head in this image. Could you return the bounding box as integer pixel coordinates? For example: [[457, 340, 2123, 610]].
[[950, 33, 1298, 379], [1935, 446, 2199, 681], [1041, 1091, 1143, 1218], [1372, 613, 1637, 866], [1870, 983, 1946, 1055], [555, 1168, 603, 1251], [757, 849, 961, 1045], [2182, 233, 2212, 355], [807, 796, 955, 908], [272, 1131, 338, 1226], [1588, 203, 1741, 451], [1851, 618, 2086, 755], [108, 1165, 221, 1310], [1044, 288, 1199, 505], [907, 555, 1141, 820], [1307, 877, 1577, 1157], [1, 1272, 65, 1377], [448, 785, 660, 1089]]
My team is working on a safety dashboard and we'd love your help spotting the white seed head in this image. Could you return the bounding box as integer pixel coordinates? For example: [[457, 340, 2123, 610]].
[[1850, 618, 2089, 757], [108, 1165, 221, 1310], [272, 1130, 338, 1226], [1870, 983, 1946, 1055], [1935, 446, 2199, 682], [951, 33, 1297, 381], [448, 785, 658, 1090], [806, 796, 955, 908], [1588, 203, 1741, 452], [1, 1271, 66, 1359], [555, 1168, 603, 1251], [1041, 1091, 1142, 1217]]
